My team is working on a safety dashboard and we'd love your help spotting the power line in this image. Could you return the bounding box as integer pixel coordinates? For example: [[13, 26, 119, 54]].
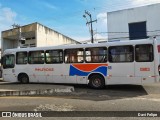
[[108, 35, 160, 40], [96, 30, 160, 34]]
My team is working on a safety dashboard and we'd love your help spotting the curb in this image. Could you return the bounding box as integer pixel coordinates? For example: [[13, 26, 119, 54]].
[[0, 87, 74, 97]]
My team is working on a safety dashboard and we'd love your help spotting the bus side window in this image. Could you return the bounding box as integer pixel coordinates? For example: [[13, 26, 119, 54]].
[[108, 45, 134, 63], [28, 51, 44, 64], [135, 44, 153, 62], [45, 50, 63, 64], [108, 51, 113, 62], [16, 52, 27, 64], [65, 49, 84, 63], [85, 47, 107, 63]]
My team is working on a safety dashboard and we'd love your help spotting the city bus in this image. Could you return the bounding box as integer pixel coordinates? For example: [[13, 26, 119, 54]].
[[2, 38, 160, 89]]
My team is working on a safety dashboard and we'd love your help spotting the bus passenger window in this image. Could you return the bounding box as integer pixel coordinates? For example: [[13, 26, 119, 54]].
[[45, 50, 63, 64], [85, 47, 107, 63], [28, 51, 44, 64], [65, 49, 84, 63], [108, 45, 134, 63], [16, 52, 27, 64], [135, 44, 153, 62]]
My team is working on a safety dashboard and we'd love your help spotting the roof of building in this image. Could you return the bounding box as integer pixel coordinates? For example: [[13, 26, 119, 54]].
[[2, 22, 81, 44], [108, 3, 160, 14]]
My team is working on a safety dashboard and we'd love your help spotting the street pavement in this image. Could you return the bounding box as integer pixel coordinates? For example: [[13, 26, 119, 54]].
[[0, 80, 160, 96], [0, 80, 160, 119], [0, 82, 74, 96]]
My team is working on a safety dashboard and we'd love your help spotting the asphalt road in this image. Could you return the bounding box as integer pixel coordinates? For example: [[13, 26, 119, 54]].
[[0, 84, 160, 120], [0, 95, 160, 120]]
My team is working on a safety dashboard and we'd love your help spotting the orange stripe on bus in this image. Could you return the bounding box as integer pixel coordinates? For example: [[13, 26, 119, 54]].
[[72, 64, 108, 72]]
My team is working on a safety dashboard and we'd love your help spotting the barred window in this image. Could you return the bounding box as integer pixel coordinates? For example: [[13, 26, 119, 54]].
[[45, 50, 63, 64], [85, 47, 107, 63]]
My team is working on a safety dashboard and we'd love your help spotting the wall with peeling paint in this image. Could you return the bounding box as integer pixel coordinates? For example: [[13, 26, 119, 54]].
[[36, 23, 78, 47]]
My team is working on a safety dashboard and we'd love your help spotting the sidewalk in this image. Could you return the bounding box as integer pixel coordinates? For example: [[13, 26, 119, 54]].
[[0, 82, 74, 96], [142, 83, 160, 94]]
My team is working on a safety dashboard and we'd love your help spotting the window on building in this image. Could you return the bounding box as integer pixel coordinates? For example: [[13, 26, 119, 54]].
[[108, 45, 134, 63], [129, 21, 147, 40], [65, 49, 84, 63], [135, 44, 153, 62], [16, 52, 28, 64], [85, 47, 107, 63], [28, 51, 44, 64], [45, 50, 63, 64], [30, 44, 36, 47]]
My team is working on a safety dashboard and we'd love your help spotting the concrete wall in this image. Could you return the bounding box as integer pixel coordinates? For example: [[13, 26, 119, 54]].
[[107, 3, 160, 41], [1, 23, 37, 52], [2, 39, 17, 51], [1, 22, 79, 53], [36, 23, 79, 47]]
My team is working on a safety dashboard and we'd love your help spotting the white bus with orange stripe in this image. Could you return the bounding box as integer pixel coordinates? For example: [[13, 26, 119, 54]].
[[2, 38, 160, 89]]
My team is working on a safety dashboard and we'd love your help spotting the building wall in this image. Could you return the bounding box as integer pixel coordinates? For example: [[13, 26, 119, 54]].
[[36, 23, 78, 47], [1, 23, 37, 52], [107, 3, 160, 41], [1, 22, 79, 53]]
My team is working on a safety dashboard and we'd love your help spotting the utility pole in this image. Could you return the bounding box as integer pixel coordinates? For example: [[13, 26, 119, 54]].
[[83, 10, 97, 43], [12, 23, 25, 48]]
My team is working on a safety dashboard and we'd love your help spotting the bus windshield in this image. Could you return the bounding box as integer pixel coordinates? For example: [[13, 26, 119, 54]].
[[3, 54, 15, 69]]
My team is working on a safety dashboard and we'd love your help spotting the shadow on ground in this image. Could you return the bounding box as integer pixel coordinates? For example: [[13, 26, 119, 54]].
[[0, 82, 148, 101]]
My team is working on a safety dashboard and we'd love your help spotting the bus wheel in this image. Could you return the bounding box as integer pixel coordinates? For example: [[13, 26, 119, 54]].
[[19, 74, 29, 84], [89, 74, 105, 89]]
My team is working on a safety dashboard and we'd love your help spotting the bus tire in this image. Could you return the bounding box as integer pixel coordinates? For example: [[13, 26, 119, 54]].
[[18, 74, 29, 84], [89, 74, 105, 89]]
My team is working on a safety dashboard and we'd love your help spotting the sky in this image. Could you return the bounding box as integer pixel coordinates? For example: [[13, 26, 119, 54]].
[[0, 0, 160, 42]]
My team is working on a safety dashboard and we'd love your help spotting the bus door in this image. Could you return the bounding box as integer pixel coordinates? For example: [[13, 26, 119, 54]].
[[64, 49, 84, 84], [28, 51, 46, 83], [45, 50, 65, 83], [135, 44, 155, 83], [2, 54, 17, 82], [108, 45, 138, 84]]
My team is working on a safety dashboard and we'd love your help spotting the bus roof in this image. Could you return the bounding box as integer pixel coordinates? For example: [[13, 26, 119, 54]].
[[3, 38, 155, 55]]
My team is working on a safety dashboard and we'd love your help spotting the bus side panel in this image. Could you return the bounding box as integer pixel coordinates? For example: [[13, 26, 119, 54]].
[[76, 76, 88, 84], [14, 64, 37, 83], [3, 69, 17, 82], [65, 64, 77, 84], [45, 64, 66, 83], [135, 62, 155, 84], [69, 63, 108, 84], [107, 63, 141, 85], [45, 64, 77, 84], [27, 65, 46, 83]]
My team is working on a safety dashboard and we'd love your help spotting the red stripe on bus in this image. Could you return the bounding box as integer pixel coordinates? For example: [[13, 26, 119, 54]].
[[72, 64, 108, 72]]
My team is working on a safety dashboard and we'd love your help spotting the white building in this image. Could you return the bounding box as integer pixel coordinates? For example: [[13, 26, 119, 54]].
[[1, 22, 80, 52], [107, 3, 160, 41], [81, 38, 108, 44]]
